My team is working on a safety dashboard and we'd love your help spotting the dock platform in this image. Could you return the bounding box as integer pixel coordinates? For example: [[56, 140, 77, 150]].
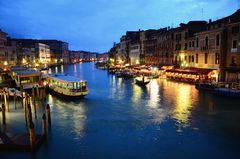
[[0, 133, 44, 151]]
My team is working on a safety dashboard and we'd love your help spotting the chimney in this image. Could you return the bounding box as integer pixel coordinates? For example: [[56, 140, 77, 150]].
[[209, 19, 212, 23]]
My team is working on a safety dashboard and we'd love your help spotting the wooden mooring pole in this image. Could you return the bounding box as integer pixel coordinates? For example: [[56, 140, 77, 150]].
[[29, 121, 35, 151], [46, 104, 51, 128], [1, 104, 6, 125], [27, 104, 33, 124], [14, 89, 17, 110], [42, 113, 47, 139]]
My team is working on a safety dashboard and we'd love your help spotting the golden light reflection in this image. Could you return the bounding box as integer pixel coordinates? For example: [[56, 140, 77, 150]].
[[132, 85, 142, 105], [147, 79, 160, 108], [48, 94, 53, 104], [61, 65, 64, 73], [55, 66, 58, 74], [74, 64, 77, 77], [117, 77, 123, 89], [49, 68, 52, 74], [174, 84, 192, 126], [110, 75, 117, 97], [79, 63, 83, 79]]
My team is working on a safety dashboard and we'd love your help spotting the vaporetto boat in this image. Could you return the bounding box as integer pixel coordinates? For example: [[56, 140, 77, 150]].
[[48, 74, 88, 98]]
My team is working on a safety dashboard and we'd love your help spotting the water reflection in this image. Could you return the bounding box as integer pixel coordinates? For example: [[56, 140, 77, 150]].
[[74, 64, 77, 77], [61, 65, 64, 73], [48, 95, 87, 137], [78, 63, 83, 80], [55, 66, 58, 74], [174, 85, 192, 126], [147, 79, 160, 108], [132, 84, 142, 105]]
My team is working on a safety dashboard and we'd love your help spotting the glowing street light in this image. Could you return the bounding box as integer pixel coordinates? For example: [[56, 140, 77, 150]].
[[4, 61, 8, 66], [22, 58, 26, 64]]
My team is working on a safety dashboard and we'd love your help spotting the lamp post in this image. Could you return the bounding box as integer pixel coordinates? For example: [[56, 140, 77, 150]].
[[3, 61, 8, 71]]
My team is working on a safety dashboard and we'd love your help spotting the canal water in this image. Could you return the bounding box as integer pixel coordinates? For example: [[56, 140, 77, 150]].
[[1, 62, 240, 159]]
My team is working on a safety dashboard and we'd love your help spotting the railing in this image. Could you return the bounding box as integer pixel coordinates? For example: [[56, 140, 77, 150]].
[[231, 48, 237, 53]]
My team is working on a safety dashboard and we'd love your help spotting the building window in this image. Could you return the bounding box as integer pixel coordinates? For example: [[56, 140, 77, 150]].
[[231, 57, 237, 66], [185, 56, 187, 61], [196, 54, 198, 63], [205, 53, 208, 64], [192, 41, 195, 47], [232, 25, 239, 34], [189, 42, 191, 48], [205, 36, 209, 47], [184, 43, 187, 50], [215, 53, 219, 64], [232, 40, 237, 48], [196, 38, 199, 48], [216, 34, 220, 46], [192, 55, 194, 62], [188, 56, 191, 63]]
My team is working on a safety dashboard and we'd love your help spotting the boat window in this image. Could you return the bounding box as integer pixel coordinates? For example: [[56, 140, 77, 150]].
[[74, 83, 76, 89], [62, 83, 66, 89], [68, 83, 73, 89]]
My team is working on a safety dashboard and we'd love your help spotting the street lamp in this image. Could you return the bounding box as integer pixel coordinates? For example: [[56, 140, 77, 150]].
[[4, 61, 8, 66], [22, 58, 26, 65]]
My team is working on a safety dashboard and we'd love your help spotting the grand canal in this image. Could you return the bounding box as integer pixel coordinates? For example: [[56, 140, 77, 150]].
[[1, 62, 240, 159]]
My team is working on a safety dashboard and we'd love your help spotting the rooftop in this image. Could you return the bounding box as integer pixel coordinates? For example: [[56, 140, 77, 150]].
[[50, 74, 86, 83]]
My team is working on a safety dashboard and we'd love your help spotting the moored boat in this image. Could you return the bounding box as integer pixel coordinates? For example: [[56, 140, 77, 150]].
[[48, 74, 88, 98], [135, 76, 150, 86]]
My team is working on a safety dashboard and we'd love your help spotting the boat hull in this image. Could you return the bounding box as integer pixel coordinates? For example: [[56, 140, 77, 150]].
[[47, 86, 88, 98]]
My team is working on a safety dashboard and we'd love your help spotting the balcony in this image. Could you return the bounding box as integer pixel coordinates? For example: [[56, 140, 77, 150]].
[[231, 48, 237, 53]]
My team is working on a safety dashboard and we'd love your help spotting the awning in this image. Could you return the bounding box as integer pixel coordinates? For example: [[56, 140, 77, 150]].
[[166, 68, 216, 75]]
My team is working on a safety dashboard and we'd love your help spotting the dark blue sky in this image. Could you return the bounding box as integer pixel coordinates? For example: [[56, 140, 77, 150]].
[[0, 0, 239, 52]]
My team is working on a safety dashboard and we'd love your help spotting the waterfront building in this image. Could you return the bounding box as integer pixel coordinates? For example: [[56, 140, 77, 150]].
[[173, 21, 207, 67], [13, 39, 69, 65], [38, 40, 69, 64], [0, 29, 7, 67], [115, 35, 127, 64], [13, 39, 36, 65], [97, 52, 108, 61], [224, 10, 240, 82], [0, 29, 17, 68], [108, 43, 118, 64], [142, 29, 158, 65], [6, 37, 17, 66], [156, 27, 174, 66], [139, 31, 146, 64], [35, 43, 51, 65], [127, 31, 141, 65]]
